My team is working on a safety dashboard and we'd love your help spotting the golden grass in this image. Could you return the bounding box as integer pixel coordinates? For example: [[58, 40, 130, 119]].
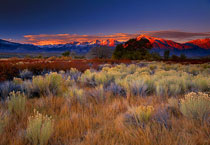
[[0, 94, 209, 145]]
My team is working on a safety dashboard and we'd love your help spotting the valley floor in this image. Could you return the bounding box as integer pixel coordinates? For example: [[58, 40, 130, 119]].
[[0, 59, 209, 145]]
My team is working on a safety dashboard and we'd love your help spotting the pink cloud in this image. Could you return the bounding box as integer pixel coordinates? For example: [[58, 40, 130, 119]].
[[23, 33, 139, 45]]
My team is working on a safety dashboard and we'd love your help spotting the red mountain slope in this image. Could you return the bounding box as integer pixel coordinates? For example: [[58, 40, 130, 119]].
[[136, 35, 191, 50], [186, 38, 210, 49]]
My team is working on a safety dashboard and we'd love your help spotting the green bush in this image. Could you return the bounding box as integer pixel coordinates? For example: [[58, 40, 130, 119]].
[[8, 91, 26, 116], [26, 110, 54, 145], [180, 92, 210, 120]]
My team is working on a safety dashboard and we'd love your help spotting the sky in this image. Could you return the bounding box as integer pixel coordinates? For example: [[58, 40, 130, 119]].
[[0, 0, 210, 45]]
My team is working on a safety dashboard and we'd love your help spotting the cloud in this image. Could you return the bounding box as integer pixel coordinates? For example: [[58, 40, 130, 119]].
[[141, 30, 210, 42], [23, 33, 139, 45], [22, 31, 210, 45]]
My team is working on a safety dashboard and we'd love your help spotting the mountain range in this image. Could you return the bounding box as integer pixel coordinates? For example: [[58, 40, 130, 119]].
[[136, 35, 210, 50], [0, 39, 121, 54], [0, 35, 210, 58]]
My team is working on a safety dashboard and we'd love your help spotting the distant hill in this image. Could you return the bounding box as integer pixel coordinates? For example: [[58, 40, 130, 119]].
[[0, 39, 40, 52], [0, 39, 120, 54]]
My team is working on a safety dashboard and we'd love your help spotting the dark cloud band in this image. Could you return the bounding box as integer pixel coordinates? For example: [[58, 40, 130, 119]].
[[21, 31, 210, 45]]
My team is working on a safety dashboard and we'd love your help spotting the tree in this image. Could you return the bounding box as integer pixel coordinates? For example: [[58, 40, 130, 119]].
[[144, 52, 161, 61], [151, 52, 162, 60], [164, 50, 170, 60], [112, 38, 152, 60], [37, 54, 43, 59], [86, 46, 113, 59], [171, 54, 179, 60], [180, 53, 187, 60], [62, 51, 70, 57]]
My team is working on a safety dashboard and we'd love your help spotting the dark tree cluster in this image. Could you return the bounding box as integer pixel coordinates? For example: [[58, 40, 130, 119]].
[[112, 38, 153, 60]]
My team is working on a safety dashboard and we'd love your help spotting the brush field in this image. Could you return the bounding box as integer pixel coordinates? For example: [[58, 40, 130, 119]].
[[0, 58, 209, 145]]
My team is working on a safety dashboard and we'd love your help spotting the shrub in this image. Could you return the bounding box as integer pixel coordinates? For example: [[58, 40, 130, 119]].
[[8, 91, 26, 116], [155, 75, 186, 97], [117, 78, 149, 97], [32, 75, 50, 97], [32, 72, 67, 97], [0, 81, 22, 100], [94, 72, 113, 86], [26, 110, 54, 145], [64, 87, 85, 104], [46, 72, 65, 96], [79, 69, 96, 86], [129, 80, 148, 97], [192, 76, 210, 92], [68, 68, 81, 81], [21, 80, 35, 98], [106, 83, 126, 96], [124, 106, 154, 127], [13, 77, 23, 85], [19, 69, 33, 80], [180, 92, 210, 120]]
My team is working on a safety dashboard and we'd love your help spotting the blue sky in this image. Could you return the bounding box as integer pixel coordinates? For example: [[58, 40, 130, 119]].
[[0, 0, 210, 44]]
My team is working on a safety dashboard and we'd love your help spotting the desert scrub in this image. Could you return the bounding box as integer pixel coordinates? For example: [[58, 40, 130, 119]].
[[0, 81, 22, 100], [32, 72, 67, 97], [64, 87, 85, 104], [26, 110, 54, 145], [13, 77, 23, 85], [79, 69, 96, 86], [117, 79, 148, 97], [68, 68, 81, 81], [94, 72, 114, 86], [0, 111, 8, 134], [192, 75, 210, 92], [154, 72, 191, 97], [124, 106, 155, 127], [7, 91, 26, 116], [32, 75, 50, 96], [46, 72, 66, 96], [19, 69, 33, 80], [180, 92, 210, 121]]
